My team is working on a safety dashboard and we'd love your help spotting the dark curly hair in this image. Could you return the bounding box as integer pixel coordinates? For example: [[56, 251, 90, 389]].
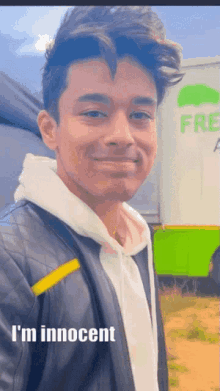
[[42, 6, 184, 123]]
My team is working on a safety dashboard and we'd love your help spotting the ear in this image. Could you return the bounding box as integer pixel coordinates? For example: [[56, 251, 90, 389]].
[[38, 110, 58, 151]]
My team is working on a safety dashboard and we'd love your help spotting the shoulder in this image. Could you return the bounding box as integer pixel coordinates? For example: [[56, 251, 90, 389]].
[[0, 200, 70, 251], [0, 201, 38, 257], [0, 199, 45, 226], [0, 201, 59, 255], [0, 201, 76, 285]]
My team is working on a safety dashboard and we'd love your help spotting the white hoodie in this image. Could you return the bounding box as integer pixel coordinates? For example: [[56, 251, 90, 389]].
[[14, 153, 159, 391]]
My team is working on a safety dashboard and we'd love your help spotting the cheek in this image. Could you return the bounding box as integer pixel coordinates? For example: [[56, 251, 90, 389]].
[[66, 117, 101, 142], [147, 127, 157, 153], [152, 137, 157, 157], [137, 131, 157, 155], [148, 138, 157, 167], [138, 134, 157, 176]]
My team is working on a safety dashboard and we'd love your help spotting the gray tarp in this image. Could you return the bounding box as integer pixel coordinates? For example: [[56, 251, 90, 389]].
[[0, 72, 54, 211]]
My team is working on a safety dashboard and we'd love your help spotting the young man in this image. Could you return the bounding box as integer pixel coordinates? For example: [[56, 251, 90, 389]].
[[0, 6, 183, 391]]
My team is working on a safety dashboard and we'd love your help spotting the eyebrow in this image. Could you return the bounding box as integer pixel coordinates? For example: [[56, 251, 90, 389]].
[[78, 93, 110, 105], [77, 93, 156, 106], [132, 96, 157, 106]]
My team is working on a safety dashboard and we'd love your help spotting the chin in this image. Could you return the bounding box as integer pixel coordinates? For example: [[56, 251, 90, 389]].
[[92, 175, 145, 201], [94, 185, 139, 203]]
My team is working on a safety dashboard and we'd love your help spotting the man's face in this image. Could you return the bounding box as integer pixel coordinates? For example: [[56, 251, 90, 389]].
[[51, 59, 157, 203]]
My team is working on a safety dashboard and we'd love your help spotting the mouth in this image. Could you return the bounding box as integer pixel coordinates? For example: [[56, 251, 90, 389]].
[[91, 158, 138, 176], [93, 157, 139, 163]]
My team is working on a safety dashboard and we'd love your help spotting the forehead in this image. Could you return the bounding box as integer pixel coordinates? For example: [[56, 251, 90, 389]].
[[65, 58, 157, 103]]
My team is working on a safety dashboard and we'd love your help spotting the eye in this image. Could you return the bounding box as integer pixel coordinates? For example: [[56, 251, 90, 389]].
[[130, 111, 151, 120], [80, 110, 107, 118]]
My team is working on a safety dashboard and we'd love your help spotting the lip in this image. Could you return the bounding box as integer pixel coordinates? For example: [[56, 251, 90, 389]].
[[92, 159, 137, 175], [93, 157, 139, 162]]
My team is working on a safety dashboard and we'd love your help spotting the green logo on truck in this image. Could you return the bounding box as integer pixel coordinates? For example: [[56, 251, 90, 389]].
[[178, 84, 220, 133], [178, 84, 220, 107]]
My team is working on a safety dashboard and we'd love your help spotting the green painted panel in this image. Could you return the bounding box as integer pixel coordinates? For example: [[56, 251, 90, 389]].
[[154, 228, 220, 277]]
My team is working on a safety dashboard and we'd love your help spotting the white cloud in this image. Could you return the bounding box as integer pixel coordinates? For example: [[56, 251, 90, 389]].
[[35, 34, 53, 52]]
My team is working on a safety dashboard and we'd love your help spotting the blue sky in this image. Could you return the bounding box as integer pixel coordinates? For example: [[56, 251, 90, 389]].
[[152, 6, 220, 59], [0, 6, 219, 95], [0, 6, 70, 55], [1, 6, 219, 58]]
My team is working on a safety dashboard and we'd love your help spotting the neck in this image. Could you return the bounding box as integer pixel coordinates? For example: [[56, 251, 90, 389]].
[[80, 196, 124, 245], [57, 167, 124, 241], [92, 200, 122, 238]]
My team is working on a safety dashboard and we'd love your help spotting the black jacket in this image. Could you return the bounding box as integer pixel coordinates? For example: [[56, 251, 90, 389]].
[[0, 200, 168, 391]]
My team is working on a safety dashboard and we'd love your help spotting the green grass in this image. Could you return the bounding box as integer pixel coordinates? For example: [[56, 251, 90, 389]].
[[168, 318, 219, 344], [169, 377, 179, 388], [167, 351, 189, 388], [159, 287, 219, 314], [159, 286, 197, 321], [191, 296, 219, 311], [168, 355, 177, 361], [168, 362, 189, 373]]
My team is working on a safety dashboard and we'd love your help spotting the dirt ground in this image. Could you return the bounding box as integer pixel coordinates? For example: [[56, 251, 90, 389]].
[[171, 340, 219, 391], [163, 299, 220, 391]]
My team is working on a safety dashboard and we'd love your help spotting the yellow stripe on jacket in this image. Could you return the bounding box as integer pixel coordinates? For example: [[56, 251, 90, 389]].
[[31, 258, 80, 296]]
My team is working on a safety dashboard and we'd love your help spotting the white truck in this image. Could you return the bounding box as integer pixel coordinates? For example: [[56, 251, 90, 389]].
[[129, 56, 220, 278]]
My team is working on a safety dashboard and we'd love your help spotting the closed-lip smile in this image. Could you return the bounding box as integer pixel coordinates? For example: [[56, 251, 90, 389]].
[[93, 157, 139, 162]]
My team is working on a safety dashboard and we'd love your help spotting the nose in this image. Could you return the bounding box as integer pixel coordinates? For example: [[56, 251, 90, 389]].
[[103, 111, 135, 148]]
